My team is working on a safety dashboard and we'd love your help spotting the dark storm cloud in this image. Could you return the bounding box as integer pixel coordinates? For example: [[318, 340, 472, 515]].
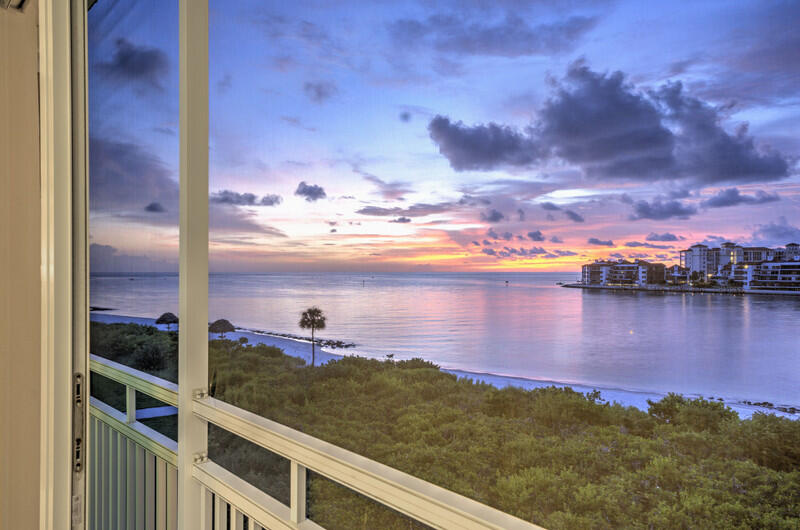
[[699, 188, 779, 208], [751, 217, 800, 245], [481, 209, 505, 223], [389, 14, 597, 58], [295, 181, 327, 202], [629, 198, 697, 220], [389, 216, 412, 223], [428, 116, 542, 171], [97, 39, 169, 90], [588, 237, 614, 246], [428, 63, 790, 187], [564, 210, 584, 223], [646, 232, 682, 242], [144, 202, 165, 213], [303, 81, 338, 103], [527, 230, 545, 241], [624, 241, 673, 250], [356, 202, 455, 217]]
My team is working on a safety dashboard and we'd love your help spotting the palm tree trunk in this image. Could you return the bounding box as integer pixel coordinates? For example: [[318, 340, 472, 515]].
[[311, 327, 315, 367]]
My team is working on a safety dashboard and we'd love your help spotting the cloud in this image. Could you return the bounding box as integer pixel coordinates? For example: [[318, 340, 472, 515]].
[[629, 198, 697, 220], [517, 208, 525, 221], [700, 187, 780, 208], [646, 232, 681, 242], [90, 243, 175, 273], [97, 39, 169, 90], [356, 201, 455, 217], [550, 235, 563, 243], [540, 202, 561, 211], [90, 137, 177, 213], [428, 116, 542, 171], [624, 241, 673, 250], [362, 174, 414, 200], [751, 217, 800, 245], [527, 230, 545, 241], [210, 190, 259, 206], [399, 111, 412, 122], [217, 73, 232, 94], [295, 181, 327, 202], [501, 231, 514, 241], [389, 216, 412, 223], [481, 209, 505, 223], [481, 248, 497, 256], [427, 62, 789, 187], [280, 116, 317, 132], [487, 228, 500, 240], [588, 237, 614, 246], [303, 81, 337, 103], [260, 194, 283, 206], [389, 14, 596, 58], [564, 209, 584, 223], [553, 249, 577, 256], [144, 202, 165, 213]]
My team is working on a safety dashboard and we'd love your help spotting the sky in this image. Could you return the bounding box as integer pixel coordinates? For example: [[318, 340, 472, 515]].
[[88, 0, 800, 273]]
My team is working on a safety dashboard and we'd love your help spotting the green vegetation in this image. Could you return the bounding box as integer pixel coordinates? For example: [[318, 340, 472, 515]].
[[91, 321, 800, 529]]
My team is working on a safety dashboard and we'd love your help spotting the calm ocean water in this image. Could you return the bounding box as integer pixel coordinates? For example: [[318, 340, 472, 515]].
[[90, 272, 800, 410]]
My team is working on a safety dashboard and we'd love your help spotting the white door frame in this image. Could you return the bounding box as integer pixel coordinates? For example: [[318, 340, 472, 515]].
[[38, 0, 89, 528]]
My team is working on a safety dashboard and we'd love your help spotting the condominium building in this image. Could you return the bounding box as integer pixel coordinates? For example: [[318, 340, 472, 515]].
[[748, 260, 800, 292], [582, 260, 665, 286]]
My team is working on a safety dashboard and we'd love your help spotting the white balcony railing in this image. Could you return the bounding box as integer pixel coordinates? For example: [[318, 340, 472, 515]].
[[89, 354, 542, 530]]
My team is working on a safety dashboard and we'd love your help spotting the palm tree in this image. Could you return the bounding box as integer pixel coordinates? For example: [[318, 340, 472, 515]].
[[209, 318, 235, 339], [155, 312, 178, 332], [299, 307, 326, 367]]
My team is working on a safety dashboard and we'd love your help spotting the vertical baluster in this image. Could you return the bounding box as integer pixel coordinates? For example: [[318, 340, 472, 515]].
[[233, 509, 246, 530], [214, 493, 228, 530], [146, 452, 156, 528], [126, 386, 136, 424], [290, 461, 307, 524], [200, 488, 213, 530], [157, 458, 168, 530], [136, 445, 146, 530], [127, 439, 136, 529], [167, 464, 178, 530], [117, 430, 126, 527]]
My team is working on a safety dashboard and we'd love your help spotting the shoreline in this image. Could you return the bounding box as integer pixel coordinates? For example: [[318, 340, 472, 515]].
[[90, 312, 799, 420], [563, 283, 800, 296]]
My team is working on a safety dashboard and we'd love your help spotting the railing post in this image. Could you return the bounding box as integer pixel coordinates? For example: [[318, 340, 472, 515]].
[[290, 461, 307, 523], [125, 386, 136, 424]]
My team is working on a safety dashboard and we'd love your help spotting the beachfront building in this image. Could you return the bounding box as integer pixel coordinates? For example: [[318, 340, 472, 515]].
[[681, 242, 800, 278], [666, 265, 689, 284], [582, 260, 665, 286], [747, 259, 800, 292]]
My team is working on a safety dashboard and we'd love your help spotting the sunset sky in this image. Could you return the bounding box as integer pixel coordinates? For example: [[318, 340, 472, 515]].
[[88, 0, 800, 273]]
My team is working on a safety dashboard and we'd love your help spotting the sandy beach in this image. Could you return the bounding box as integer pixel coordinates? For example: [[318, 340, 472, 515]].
[[90, 312, 799, 420]]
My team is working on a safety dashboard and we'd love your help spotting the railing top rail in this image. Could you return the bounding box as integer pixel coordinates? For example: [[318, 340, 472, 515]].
[[90, 353, 179, 406], [194, 395, 543, 530]]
